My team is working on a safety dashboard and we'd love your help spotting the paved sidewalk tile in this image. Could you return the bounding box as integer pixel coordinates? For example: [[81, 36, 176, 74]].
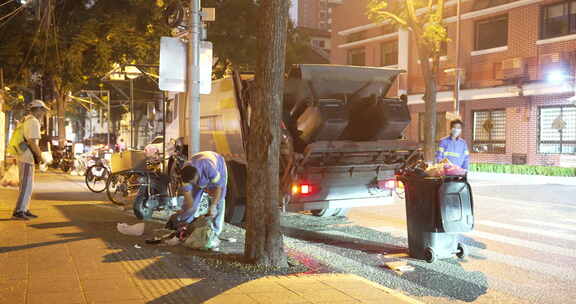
[[0, 175, 421, 304]]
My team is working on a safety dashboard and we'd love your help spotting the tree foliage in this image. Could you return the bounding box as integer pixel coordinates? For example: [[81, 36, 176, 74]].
[[367, 0, 449, 161], [0, 0, 169, 94], [202, 0, 310, 78]]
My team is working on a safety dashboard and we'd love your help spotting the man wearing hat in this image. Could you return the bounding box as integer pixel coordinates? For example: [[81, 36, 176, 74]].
[[12, 100, 49, 220]]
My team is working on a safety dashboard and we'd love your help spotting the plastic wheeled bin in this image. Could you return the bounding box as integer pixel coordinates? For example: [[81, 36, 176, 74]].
[[398, 173, 474, 263]]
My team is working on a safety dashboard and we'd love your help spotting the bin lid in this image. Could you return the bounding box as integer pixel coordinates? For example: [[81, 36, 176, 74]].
[[285, 64, 404, 102]]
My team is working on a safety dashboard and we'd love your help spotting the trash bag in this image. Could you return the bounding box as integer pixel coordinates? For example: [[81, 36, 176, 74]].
[[182, 216, 220, 250], [117, 222, 146, 236], [1, 165, 19, 187]]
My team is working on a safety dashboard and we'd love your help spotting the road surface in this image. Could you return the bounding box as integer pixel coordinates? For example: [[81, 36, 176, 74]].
[[281, 177, 576, 304]]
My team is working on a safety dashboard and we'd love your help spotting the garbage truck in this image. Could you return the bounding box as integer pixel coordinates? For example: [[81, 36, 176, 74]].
[[188, 64, 419, 222]]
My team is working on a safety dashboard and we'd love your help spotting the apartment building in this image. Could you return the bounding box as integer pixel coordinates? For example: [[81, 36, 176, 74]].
[[331, 0, 576, 167], [291, 0, 343, 53]]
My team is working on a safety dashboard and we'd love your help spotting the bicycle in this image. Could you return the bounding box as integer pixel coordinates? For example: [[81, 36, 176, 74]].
[[85, 153, 111, 193]]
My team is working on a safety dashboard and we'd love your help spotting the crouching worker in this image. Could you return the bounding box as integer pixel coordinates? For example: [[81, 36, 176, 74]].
[[176, 151, 227, 237]]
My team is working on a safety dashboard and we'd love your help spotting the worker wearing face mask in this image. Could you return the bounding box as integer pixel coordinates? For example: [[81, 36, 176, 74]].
[[436, 119, 469, 170]]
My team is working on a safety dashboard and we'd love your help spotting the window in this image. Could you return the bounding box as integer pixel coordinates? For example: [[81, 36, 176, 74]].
[[419, 112, 447, 142], [475, 15, 508, 50], [381, 40, 398, 66], [347, 48, 366, 66], [472, 110, 506, 153], [541, 1, 576, 39], [539, 106, 576, 154]]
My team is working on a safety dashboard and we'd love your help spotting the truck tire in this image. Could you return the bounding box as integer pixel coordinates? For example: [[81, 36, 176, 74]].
[[311, 208, 349, 217], [225, 161, 246, 225]]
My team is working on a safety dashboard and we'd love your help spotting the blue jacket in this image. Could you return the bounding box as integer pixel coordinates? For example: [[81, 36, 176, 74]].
[[436, 136, 470, 169]]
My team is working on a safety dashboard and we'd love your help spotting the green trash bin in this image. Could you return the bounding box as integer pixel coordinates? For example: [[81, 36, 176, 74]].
[[398, 173, 474, 263]]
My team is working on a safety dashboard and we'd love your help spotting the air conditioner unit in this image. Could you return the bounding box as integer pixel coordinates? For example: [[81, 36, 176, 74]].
[[501, 57, 526, 80]]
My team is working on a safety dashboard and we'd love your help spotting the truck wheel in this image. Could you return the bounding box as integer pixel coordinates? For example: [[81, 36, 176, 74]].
[[424, 247, 436, 263], [225, 162, 246, 225], [456, 243, 468, 259], [311, 208, 348, 217]]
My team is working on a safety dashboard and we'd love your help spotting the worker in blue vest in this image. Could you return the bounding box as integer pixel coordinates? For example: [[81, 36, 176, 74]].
[[436, 119, 470, 170]]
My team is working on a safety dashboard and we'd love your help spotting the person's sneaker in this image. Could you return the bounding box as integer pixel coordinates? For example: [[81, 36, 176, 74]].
[[12, 212, 30, 221], [24, 211, 38, 218]]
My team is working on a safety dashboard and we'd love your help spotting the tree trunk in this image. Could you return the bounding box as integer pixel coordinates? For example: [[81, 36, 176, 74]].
[[244, 0, 290, 267], [417, 48, 438, 162], [57, 94, 66, 147]]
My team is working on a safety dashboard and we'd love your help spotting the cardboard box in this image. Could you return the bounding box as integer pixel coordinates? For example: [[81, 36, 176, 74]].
[[111, 150, 147, 173]]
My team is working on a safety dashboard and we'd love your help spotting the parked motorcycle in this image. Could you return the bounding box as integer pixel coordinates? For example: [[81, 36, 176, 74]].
[[132, 139, 209, 220]]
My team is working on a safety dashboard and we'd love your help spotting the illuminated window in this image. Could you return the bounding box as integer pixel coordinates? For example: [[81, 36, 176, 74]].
[[539, 106, 576, 154], [472, 110, 506, 154]]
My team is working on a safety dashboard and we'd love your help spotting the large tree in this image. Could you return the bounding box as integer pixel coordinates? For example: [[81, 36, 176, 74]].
[[202, 0, 310, 78], [367, 0, 448, 161], [244, 0, 290, 267]]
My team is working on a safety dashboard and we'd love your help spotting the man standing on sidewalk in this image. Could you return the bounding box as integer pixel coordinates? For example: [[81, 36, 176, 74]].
[[12, 100, 49, 220], [436, 119, 470, 170]]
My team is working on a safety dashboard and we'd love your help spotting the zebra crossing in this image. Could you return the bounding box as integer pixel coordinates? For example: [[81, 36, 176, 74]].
[[333, 202, 576, 304]]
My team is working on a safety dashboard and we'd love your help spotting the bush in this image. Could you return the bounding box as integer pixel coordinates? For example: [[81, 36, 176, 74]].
[[470, 163, 576, 177]]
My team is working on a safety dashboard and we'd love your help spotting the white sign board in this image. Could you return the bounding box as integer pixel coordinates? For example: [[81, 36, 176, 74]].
[[159, 37, 213, 95], [159, 37, 187, 92], [200, 41, 213, 95]]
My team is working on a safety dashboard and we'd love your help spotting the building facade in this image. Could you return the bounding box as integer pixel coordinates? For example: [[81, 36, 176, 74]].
[[331, 0, 576, 167], [291, 0, 343, 53]]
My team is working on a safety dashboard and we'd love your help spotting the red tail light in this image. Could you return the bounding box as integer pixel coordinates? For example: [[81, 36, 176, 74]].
[[292, 183, 314, 196], [379, 178, 404, 191]]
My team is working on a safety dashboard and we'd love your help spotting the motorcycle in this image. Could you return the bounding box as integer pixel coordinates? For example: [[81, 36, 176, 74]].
[[132, 139, 211, 220]]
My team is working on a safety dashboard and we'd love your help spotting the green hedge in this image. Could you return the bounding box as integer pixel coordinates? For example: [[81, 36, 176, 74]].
[[470, 163, 576, 177]]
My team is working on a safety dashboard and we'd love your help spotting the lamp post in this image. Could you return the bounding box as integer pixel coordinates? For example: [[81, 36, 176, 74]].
[[187, 0, 202, 157], [125, 66, 141, 149], [453, 0, 462, 115]]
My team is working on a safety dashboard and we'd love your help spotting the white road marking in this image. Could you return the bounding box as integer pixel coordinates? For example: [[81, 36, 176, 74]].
[[468, 230, 576, 258], [475, 195, 576, 210], [516, 219, 576, 232], [478, 220, 576, 242]]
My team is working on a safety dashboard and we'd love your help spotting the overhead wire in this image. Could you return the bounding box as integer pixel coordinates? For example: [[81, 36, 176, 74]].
[[15, 6, 48, 82], [0, 0, 16, 9], [0, 3, 23, 23]]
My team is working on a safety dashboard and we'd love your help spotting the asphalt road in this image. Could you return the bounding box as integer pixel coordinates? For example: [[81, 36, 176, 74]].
[[281, 177, 576, 304]]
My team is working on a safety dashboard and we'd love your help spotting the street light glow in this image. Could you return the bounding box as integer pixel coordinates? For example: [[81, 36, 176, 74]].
[[546, 69, 569, 84]]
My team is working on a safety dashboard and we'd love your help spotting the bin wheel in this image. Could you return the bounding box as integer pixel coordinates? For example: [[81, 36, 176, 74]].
[[457, 243, 467, 259], [424, 247, 436, 263]]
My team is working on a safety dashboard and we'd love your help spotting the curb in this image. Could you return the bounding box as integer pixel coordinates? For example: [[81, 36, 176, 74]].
[[468, 171, 576, 186]]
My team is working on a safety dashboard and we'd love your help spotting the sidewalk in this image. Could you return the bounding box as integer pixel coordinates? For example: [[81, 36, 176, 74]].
[[0, 172, 419, 304]]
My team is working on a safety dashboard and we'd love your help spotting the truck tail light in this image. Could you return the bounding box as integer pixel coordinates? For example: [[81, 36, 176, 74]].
[[291, 183, 315, 196], [379, 178, 404, 191]]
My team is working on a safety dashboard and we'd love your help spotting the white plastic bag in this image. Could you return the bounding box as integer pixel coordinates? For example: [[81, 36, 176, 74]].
[[117, 222, 146, 236], [1, 165, 19, 187]]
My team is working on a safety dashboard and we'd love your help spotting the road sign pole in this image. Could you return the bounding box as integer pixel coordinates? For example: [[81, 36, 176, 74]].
[[187, 0, 201, 157]]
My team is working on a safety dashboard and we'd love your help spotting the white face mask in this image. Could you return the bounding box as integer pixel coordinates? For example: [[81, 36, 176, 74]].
[[451, 128, 462, 137]]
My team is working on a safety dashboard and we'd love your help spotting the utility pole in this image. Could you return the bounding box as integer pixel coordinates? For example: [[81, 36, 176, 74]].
[[187, 0, 201, 157], [130, 78, 134, 149], [453, 0, 462, 115]]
